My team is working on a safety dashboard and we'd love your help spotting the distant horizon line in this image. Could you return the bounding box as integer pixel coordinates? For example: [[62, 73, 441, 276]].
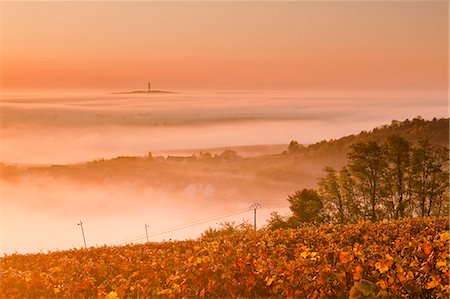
[[0, 87, 446, 97]]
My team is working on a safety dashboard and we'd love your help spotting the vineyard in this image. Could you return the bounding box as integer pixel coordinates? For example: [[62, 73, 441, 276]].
[[1, 218, 448, 298]]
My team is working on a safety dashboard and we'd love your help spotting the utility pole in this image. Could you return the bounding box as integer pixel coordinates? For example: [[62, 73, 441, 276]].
[[77, 220, 87, 248], [249, 203, 261, 230], [145, 224, 150, 242]]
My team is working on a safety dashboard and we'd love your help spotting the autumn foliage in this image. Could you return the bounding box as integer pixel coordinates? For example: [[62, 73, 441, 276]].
[[1, 218, 448, 298]]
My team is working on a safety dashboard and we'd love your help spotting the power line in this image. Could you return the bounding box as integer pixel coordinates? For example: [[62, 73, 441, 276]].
[[261, 204, 290, 209], [146, 208, 248, 236], [112, 209, 248, 244], [110, 209, 247, 245], [109, 232, 148, 245], [261, 201, 290, 207], [109, 207, 250, 245], [146, 209, 248, 239]]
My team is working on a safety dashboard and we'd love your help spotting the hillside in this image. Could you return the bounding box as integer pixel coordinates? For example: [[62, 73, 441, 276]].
[[299, 117, 448, 162], [149, 117, 449, 161], [1, 217, 448, 298]]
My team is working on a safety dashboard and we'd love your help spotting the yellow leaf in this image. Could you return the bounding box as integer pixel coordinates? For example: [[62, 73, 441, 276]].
[[53, 287, 61, 295], [301, 251, 309, 258], [375, 262, 389, 273], [266, 277, 274, 286], [172, 283, 181, 292], [439, 231, 449, 242], [105, 291, 119, 299], [385, 254, 393, 261]]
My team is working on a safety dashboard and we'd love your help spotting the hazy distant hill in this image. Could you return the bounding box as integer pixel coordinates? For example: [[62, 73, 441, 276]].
[[1, 117, 448, 207], [308, 117, 449, 151], [302, 116, 448, 158]]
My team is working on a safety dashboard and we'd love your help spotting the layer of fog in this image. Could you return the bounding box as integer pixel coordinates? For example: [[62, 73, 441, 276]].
[[0, 91, 446, 164], [0, 175, 290, 254], [0, 91, 447, 253]]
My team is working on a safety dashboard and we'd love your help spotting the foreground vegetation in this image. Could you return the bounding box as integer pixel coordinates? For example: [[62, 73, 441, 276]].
[[269, 133, 448, 230], [1, 218, 448, 298]]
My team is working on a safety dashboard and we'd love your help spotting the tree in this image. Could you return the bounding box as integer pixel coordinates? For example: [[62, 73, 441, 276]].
[[266, 212, 291, 230], [201, 221, 253, 239], [410, 140, 449, 217], [147, 151, 153, 160], [287, 140, 302, 154], [287, 189, 323, 224], [218, 150, 241, 161], [348, 141, 386, 222], [339, 166, 361, 223], [384, 135, 411, 219], [318, 167, 345, 224]]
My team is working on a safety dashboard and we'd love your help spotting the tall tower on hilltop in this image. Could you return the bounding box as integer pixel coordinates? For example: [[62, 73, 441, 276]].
[[148, 82, 151, 92]]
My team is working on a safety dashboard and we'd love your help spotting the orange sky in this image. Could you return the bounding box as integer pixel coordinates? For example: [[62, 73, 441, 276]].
[[0, 1, 448, 92]]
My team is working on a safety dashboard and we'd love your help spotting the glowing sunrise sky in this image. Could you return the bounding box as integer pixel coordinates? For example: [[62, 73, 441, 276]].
[[0, 1, 448, 92]]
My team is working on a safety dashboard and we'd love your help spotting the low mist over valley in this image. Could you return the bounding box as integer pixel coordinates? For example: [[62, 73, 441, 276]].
[[1, 115, 447, 253], [0, 91, 446, 164]]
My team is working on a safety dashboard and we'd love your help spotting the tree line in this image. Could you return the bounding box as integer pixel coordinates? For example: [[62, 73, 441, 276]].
[[268, 135, 448, 229]]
